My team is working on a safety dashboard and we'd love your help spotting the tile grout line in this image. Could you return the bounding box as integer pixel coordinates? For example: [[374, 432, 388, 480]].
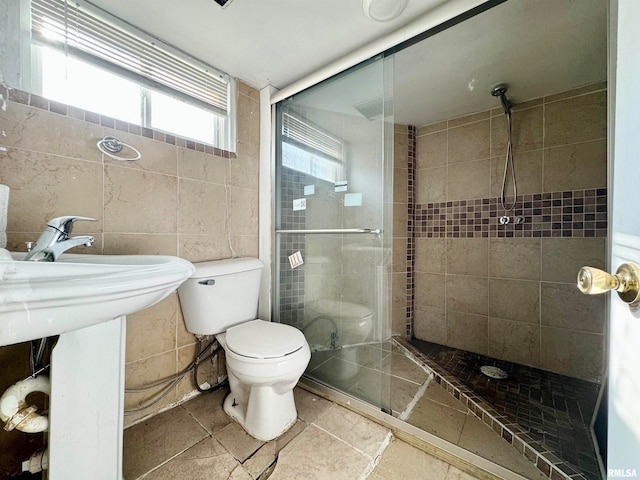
[[398, 371, 434, 421], [136, 436, 212, 480], [357, 431, 394, 480], [178, 399, 219, 438], [310, 419, 390, 462]]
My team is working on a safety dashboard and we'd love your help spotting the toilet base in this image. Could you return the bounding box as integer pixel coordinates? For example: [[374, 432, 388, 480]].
[[223, 386, 298, 442]]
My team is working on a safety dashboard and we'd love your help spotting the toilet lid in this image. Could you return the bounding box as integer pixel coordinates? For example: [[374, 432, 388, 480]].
[[225, 320, 306, 359]]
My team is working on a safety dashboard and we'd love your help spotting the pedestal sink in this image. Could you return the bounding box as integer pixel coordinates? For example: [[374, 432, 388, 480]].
[[0, 248, 195, 480]]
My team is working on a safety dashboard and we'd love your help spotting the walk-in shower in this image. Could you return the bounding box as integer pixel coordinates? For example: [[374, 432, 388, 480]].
[[274, 1, 608, 479]]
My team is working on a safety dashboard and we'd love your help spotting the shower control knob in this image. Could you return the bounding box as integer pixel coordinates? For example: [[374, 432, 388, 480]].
[[577, 263, 640, 305]]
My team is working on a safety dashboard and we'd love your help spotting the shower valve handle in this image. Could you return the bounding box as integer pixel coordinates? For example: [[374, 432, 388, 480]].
[[577, 263, 640, 305]]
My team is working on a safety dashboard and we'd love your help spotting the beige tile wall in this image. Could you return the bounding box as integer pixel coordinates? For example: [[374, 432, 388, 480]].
[[0, 81, 260, 428], [409, 83, 607, 381]]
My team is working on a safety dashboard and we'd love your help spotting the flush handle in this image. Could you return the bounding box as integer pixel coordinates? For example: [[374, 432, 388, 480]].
[[198, 279, 216, 286], [577, 262, 640, 305]]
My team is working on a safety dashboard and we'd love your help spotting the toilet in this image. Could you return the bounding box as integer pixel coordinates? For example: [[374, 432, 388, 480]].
[[178, 257, 310, 441]]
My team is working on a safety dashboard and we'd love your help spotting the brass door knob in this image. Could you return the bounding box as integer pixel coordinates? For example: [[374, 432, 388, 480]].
[[577, 262, 640, 305]]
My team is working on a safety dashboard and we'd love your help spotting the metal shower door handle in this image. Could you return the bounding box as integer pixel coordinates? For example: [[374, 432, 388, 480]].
[[577, 262, 640, 305], [276, 228, 382, 235]]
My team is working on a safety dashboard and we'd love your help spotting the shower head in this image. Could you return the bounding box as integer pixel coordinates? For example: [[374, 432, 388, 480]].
[[491, 83, 512, 115], [491, 83, 508, 97]]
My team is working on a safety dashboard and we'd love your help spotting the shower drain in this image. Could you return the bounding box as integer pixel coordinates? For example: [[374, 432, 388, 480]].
[[480, 366, 508, 379]]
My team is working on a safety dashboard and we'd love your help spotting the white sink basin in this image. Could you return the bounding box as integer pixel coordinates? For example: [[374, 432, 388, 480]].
[[0, 248, 195, 479], [0, 249, 195, 346]]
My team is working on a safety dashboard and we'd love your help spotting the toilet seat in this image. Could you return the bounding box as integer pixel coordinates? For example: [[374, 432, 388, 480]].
[[225, 320, 306, 359]]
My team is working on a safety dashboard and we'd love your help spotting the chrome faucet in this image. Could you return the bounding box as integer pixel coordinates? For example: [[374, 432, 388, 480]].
[[24, 216, 96, 262]]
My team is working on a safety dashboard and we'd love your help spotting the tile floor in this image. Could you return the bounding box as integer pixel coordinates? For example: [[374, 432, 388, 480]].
[[123, 338, 575, 480], [407, 379, 546, 479], [409, 339, 602, 480], [123, 386, 484, 480], [304, 341, 546, 478]]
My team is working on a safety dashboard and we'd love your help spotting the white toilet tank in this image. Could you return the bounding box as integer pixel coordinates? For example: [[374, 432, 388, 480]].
[[178, 257, 263, 335]]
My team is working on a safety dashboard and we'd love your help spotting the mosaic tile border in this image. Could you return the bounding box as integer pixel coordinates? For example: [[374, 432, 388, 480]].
[[405, 125, 417, 339], [396, 338, 590, 480], [415, 189, 607, 239], [278, 167, 309, 329], [0, 85, 236, 159]]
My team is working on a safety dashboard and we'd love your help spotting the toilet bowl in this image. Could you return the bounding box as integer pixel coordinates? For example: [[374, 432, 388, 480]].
[[217, 320, 310, 440], [177, 258, 311, 441]]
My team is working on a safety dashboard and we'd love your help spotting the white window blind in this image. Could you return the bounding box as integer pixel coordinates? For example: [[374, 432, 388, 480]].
[[282, 112, 345, 161], [31, 0, 231, 116]]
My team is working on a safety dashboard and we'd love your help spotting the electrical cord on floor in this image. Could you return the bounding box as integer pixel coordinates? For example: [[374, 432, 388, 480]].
[[124, 337, 228, 415]]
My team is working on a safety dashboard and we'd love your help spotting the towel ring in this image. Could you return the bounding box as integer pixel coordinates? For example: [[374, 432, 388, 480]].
[[97, 135, 142, 161]]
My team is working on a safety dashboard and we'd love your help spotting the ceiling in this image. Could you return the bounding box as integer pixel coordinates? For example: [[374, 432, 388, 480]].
[[87, 0, 607, 128], [393, 0, 607, 126], [87, 0, 449, 91]]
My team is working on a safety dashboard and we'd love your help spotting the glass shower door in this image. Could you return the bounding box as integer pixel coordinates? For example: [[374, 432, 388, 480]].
[[274, 56, 394, 412]]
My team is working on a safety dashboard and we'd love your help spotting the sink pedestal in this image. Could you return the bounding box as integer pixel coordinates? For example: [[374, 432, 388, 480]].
[[49, 316, 126, 480], [1, 250, 195, 478]]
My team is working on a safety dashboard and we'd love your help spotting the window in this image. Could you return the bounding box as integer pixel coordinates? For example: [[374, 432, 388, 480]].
[[30, 0, 235, 150], [149, 90, 229, 148], [281, 112, 346, 183], [39, 45, 141, 124]]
